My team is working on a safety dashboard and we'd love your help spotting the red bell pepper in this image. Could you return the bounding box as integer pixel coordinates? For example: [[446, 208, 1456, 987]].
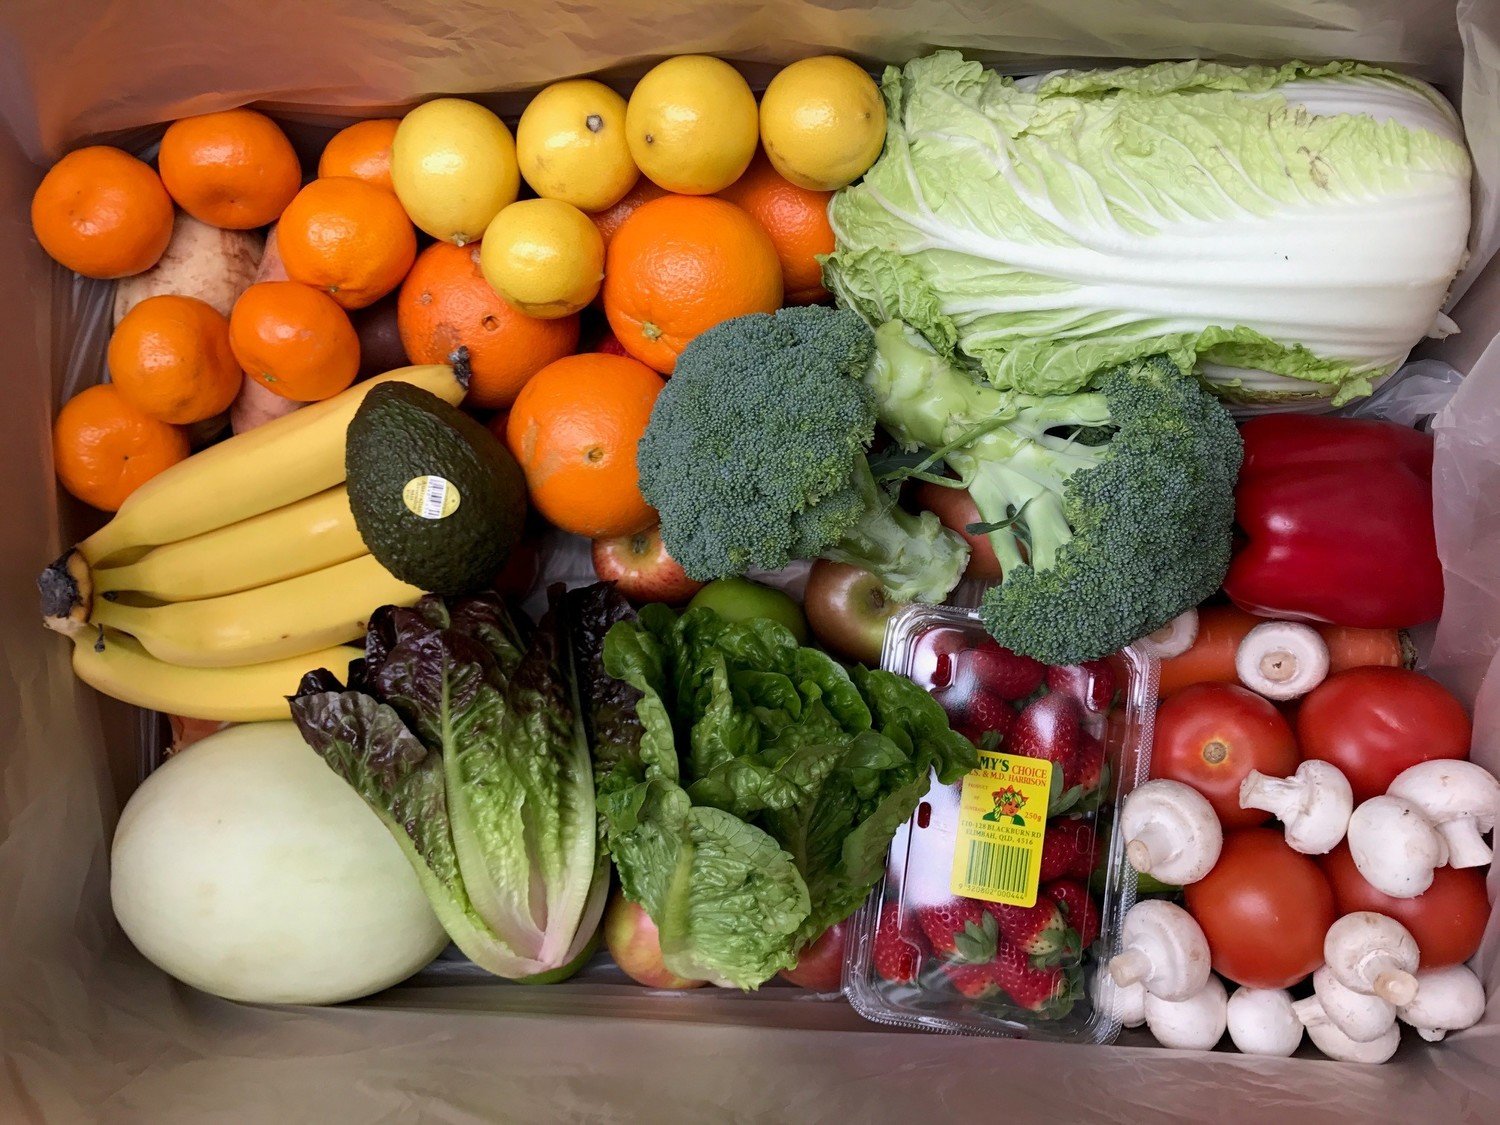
[[1223, 415, 1442, 628]]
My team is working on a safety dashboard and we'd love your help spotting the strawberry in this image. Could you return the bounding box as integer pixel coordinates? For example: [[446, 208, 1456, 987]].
[[915, 898, 997, 962], [1044, 659, 1117, 715], [986, 898, 1071, 962], [1005, 692, 1081, 780], [961, 641, 1045, 701], [1039, 817, 1096, 882], [930, 685, 968, 728], [988, 942, 1068, 1012], [872, 903, 928, 984], [956, 689, 1015, 744], [1044, 878, 1101, 949], [940, 959, 1005, 999], [1069, 733, 1106, 794]]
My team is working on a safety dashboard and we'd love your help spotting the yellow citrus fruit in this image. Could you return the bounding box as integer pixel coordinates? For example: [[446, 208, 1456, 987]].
[[479, 198, 604, 319], [518, 79, 639, 212], [625, 56, 758, 195], [391, 98, 519, 245], [759, 56, 885, 191]]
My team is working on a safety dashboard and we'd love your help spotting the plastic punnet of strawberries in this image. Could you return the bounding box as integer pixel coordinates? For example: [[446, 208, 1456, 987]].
[[849, 611, 1144, 1041]]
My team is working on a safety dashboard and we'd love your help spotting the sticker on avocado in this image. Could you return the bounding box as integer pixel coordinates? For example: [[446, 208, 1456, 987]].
[[403, 475, 461, 520], [951, 749, 1051, 907]]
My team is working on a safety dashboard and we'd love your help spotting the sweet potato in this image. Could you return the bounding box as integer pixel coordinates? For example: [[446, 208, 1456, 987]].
[[113, 213, 262, 322]]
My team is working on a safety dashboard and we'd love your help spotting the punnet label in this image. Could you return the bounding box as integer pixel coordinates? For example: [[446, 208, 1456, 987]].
[[951, 749, 1051, 907]]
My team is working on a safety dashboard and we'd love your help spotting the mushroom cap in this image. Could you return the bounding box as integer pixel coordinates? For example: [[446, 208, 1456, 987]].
[[1117, 899, 1212, 1001], [1388, 760, 1500, 831], [1235, 621, 1330, 701], [1240, 761, 1352, 855], [1307, 1018, 1401, 1064], [1347, 795, 1446, 898], [1144, 975, 1229, 1051], [1298, 966, 1396, 1042], [1397, 965, 1486, 1037], [1323, 912, 1420, 1004], [1227, 987, 1302, 1056], [1120, 779, 1223, 886]]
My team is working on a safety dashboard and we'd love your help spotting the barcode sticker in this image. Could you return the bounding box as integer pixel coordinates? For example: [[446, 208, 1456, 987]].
[[950, 750, 1052, 906], [402, 475, 461, 520]]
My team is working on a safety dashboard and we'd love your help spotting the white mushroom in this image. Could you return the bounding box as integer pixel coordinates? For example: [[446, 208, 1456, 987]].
[[1137, 610, 1198, 659], [1144, 975, 1228, 1051], [1108, 900, 1212, 1002], [1306, 1018, 1401, 1064], [1346, 795, 1448, 898], [1386, 760, 1500, 869], [1396, 965, 1486, 1042], [1234, 621, 1330, 700], [1226, 987, 1303, 1057], [1092, 963, 1146, 1029], [1120, 780, 1223, 886], [1323, 912, 1421, 1007], [1239, 761, 1353, 855], [1291, 966, 1397, 1043]]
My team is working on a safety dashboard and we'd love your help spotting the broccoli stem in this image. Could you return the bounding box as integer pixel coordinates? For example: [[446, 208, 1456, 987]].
[[820, 459, 971, 603], [865, 321, 1111, 577]]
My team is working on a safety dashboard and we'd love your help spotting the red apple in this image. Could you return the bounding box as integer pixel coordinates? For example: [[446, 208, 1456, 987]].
[[591, 524, 704, 604], [778, 920, 848, 991], [603, 892, 705, 989], [804, 559, 905, 665], [914, 481, 1002, 580]]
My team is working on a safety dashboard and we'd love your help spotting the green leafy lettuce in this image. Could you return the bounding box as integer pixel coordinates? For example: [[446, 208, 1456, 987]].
[[823, 52, 1471, 407], [578, 590, 975, 988], [291, 590, 606, 981]]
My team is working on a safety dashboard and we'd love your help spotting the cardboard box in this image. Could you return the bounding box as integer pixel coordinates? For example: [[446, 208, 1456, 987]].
[[3, 1, 1498, 1117]]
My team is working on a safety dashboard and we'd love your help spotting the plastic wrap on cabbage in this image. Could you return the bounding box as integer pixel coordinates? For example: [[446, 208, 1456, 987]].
[[823, 53, 1472, 409]]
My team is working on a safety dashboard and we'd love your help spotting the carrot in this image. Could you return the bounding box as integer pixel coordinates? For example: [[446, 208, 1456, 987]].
[[1157, 604, 1260, 697], [1314, 624, 1413, 675]]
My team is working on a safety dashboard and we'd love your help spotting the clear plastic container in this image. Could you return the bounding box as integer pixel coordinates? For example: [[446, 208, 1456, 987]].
[[843, 605, 1159, 1042]]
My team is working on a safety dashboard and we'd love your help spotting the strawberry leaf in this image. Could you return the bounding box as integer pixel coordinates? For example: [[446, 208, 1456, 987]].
[[952, 912, 999, 963]]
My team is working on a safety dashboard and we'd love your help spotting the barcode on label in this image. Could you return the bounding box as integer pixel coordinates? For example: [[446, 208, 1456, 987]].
[[420, 476, 449, 519], [961, 840, 1032, 898]]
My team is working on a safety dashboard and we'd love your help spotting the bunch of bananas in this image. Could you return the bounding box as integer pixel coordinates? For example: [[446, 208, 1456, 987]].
[[40, 363, 467, 721]]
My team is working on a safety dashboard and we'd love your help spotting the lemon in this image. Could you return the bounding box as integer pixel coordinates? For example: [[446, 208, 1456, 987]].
[[479, 199, 603, 319], [759, 57, 885, 191], [517, 79, 639, 213], [626, 56, 758, 195], [391, 99, 519, 245]]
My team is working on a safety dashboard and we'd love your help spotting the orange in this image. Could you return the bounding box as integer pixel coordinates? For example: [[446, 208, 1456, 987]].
[[397, 241, 579, 410], [277, 176, 417, 309], [53, 384, 190, 512], [588, 177, 669, 248], [717, 151, 835, 305], [228, 281, 360, 402], [158, 109, 302, 229], [318, 119, 400, 192], [506, 353, 663, 539], [30, 146, 174, 279], [107, 295, 241, 425], [603, 195, 782, 374]]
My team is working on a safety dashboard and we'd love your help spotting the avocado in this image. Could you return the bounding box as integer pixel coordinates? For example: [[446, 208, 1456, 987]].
[[346, 382, 527, 595]]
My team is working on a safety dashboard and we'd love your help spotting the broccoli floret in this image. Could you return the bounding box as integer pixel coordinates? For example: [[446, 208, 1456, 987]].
[[867, 321, 1242, 664], [636, 307, 970, 602]]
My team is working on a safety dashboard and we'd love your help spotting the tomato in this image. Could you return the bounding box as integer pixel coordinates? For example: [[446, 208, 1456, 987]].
[[778, 920, 848, 991], [1319, 842, 1489, 968], [1184, 828, 1335, 989], [1149, 683, 1299, 828], [1297, 667, 1470, 802]]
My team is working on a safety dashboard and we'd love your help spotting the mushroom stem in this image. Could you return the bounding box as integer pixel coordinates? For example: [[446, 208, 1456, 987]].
[[1372, 966, 1419, 1008], [1291, 995, 1328, 1029], [1125, 821, 1175, 876], [1436, 818, 1493, 868], [1239, 771, 1299, 823], [1110, 948, 1152, 989], [1418, 1027, 1446, 1043]]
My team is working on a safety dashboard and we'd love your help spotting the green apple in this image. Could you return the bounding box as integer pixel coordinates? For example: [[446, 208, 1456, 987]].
[[689, 577, 808, 643]]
